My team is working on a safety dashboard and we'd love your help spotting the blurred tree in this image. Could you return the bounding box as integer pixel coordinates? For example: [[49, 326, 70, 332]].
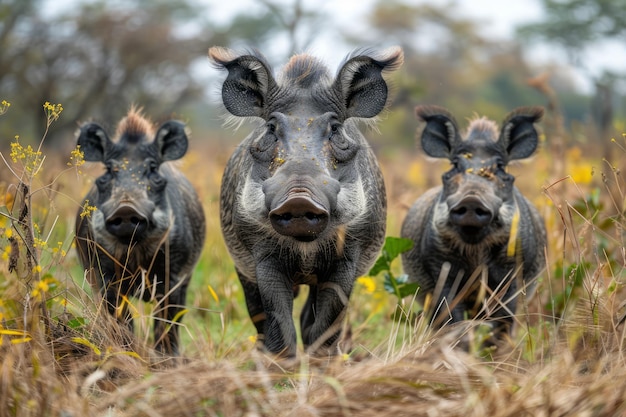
[[348, 0, 548, 150], [517, 0, 626, 153], [517, 0, 626, 67], [0, 0, 214, 150], [515, 0, 626, 221], [211, 0, 328, 64]]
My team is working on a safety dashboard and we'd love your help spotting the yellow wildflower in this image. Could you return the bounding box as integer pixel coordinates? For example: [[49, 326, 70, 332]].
[[0, 100, 9, 115], [43, 101, 63, 123], [566, 146, 594, 185], [80, 200, 97, 219], [357, 276, 376, 293], [31, 275, 58, 298], [68, 145, 85, 172], [2, 245, 10, 261], [33, 237, 47, 249], [570, 164, 594, 185], [9, 138, 43, 175]]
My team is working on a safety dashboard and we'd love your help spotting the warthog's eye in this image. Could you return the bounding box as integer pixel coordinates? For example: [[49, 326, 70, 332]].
[[442, 170, 455, 182], [96, 173, 111, 189], [149, 171, 166, 191], [250, 120, 279, 162], [147, 161, 166, 190], [442, 158, 462, 181], [328, 121, 358, 162], [96, 163, 114, 190], [450, 157, 462, 170]]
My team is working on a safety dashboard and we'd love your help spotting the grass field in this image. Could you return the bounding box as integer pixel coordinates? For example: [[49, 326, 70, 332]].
[[2, 104, 626, 416]]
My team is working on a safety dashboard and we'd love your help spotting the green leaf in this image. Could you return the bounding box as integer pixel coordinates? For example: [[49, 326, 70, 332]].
[[397, 282, 420, 299], [368, 256, 390, 277], [382, 236, 414, 261], [383, 274, 420, 298], [368, 237, 414, 276], [67, 317, 87, 329]]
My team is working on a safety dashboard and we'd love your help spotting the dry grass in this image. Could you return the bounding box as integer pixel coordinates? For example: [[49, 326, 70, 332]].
[[4, 305, 626, 416]]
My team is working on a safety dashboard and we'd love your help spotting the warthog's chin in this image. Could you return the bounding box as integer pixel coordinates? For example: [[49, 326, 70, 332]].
[[274, 227, 324, 243], [293, 235, 318, 243], [455, 225, 489, 244]]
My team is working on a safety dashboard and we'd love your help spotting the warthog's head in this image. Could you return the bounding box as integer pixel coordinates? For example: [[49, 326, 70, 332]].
[[77, 109, 189, 248], [416, 105, 543, 245], [210, 47, 403, 245]]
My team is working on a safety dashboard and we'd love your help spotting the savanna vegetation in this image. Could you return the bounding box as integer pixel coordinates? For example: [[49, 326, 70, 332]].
[[2, 0, 626, 416]]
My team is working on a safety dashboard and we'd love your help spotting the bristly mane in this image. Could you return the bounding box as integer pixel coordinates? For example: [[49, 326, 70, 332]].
[[465, 116, 499, 142], [280, 54, 332, 88], [115, 106, 154, 143]]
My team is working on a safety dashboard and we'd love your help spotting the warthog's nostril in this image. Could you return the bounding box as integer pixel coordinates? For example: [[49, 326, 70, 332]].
[[305, 212, 320, 221], [109, 218, 123, 226], [452, 207, 467, 216], [274, 213, 292, 222], [475, 207, 490, 217]]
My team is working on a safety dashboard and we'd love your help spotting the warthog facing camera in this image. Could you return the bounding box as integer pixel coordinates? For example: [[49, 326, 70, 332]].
[[209, 46, 403, 357], [401, 105, 547, 334], [75, 108, 205, 355]]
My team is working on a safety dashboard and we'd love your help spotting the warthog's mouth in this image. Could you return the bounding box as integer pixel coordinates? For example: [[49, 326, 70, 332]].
[[456, 225, 489, 244]]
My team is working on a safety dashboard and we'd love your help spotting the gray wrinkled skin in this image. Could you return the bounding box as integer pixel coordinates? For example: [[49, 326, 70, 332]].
[[209, 46, 403, 356], [75, 109, 206, 355], [401, 105, 547, 334]]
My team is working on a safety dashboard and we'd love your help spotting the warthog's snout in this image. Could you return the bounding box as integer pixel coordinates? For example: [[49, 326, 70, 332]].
[[105, 204, 149, 240], [449, 195, 494, 229], [270, 192, 329, 241]]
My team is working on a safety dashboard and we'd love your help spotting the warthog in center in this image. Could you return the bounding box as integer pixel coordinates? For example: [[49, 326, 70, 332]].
[[209, 46, 403, 357], [401, 105, 547, 334]]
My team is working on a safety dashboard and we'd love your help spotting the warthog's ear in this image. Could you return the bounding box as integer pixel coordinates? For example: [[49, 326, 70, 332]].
[[334, 46, 403, 119], [77, 123, 111, 162], [415, 105, 460, 159], [208, 46, 276, 118], [154, 121, 188, 162], [500, 107, 544, 160]]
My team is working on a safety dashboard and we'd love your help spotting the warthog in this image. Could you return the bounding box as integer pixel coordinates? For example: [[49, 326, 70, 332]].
[[75, 108, 206, 355], [209, 46, 403, 356], [401, 105, 547, 334]]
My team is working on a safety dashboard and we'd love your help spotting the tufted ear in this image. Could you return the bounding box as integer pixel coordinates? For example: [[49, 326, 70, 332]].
[[208, 46, 276, 118], [77, 123, 111, 162], [499, 107, 543, 161], [415, 105, 461, 159], [154, 121, 188, 162], [333, 46, 403, 119]]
